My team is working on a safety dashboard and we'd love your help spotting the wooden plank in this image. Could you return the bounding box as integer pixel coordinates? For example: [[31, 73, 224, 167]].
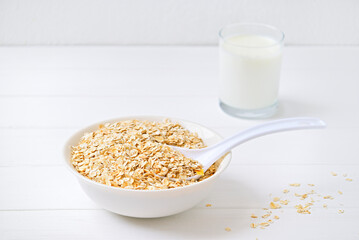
[[0, 165, 357, 210], [1, 47, 359, 97], [0, 208, 358, 240], [0, 95, 358, 129], [0, 67, 217, 97], [0, 166, 97, 210], [0, 127, 359, 166], [0, 46, 358, 71], [0, 47, 216, 69]]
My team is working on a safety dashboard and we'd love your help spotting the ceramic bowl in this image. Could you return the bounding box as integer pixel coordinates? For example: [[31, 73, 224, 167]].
[[63, 116, 231, 218]]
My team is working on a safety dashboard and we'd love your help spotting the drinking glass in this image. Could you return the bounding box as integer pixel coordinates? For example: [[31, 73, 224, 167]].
[[219, 23, 285, 119]]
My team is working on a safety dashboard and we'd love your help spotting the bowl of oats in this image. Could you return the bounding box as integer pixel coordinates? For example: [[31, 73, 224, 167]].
[[64, 116, 231, 218]]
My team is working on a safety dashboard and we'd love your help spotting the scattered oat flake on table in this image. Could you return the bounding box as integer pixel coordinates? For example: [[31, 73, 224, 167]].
[[280, 200, 289, 205], [338, 190, 343, 195], [290, 183, 301, 187], [309, 189, 316, 194], [295, 204, 311, 214], [298, 210, 311, 214], [225, 227, 231, 232], [301, 194, 308, 200], [308, 183, 315, 187], [270, 202, 281, 209], [338, 209, 344, 214], [250, 223, 258, 229], [262, 213, 271, 219], [205, 203, 212, 207], [346, 178, 353, 182], [323, 195, 334, 200], [274, 215, 280, 219], [323, 204, 328, 208], [273, 197, 280, 202], [251, 214, 258, 218], [331, 171, 338, 176], [305, 202, 313, 207], [283, 189, 289, 193], [260, 222, 270, 227]]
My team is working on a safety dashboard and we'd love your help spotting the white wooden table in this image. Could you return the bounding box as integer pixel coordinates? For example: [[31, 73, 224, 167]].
[[0, 46, 358, 239]]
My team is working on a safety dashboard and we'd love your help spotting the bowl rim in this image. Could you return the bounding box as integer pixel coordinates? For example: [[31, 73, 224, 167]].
[[63, 115, 232, 193]]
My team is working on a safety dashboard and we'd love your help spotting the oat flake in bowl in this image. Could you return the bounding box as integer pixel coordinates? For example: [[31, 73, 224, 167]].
[[64, 116, 231, 218], [71, 119, 220, 190]]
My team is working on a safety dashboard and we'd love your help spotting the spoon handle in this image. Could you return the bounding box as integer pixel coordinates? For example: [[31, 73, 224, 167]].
[[203, 117, 326, 169]]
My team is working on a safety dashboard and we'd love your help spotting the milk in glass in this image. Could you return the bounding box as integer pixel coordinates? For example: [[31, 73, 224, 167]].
[[220, 34, 282, 110]]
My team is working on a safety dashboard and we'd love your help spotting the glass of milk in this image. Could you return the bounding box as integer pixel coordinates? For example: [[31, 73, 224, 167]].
[[219, 23, 285, 119]]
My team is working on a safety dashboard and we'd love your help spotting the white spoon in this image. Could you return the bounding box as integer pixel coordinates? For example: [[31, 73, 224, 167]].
[[170, 117, 326, 180]]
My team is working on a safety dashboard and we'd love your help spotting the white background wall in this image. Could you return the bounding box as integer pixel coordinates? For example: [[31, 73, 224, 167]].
[[0, 0, 358, 45]]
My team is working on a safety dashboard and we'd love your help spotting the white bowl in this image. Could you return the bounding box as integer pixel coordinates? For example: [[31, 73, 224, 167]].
[[63, 116, 231, 218]]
